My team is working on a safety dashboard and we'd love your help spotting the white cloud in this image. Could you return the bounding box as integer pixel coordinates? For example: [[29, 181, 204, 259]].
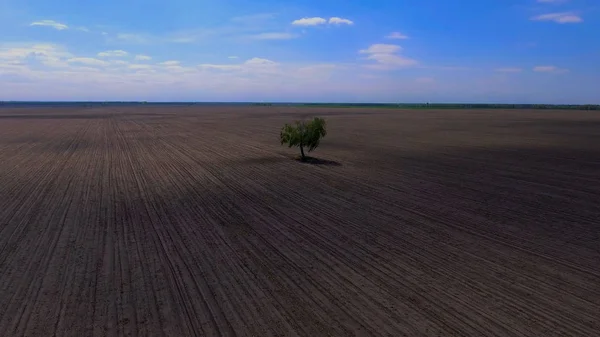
[[495, 67, 523, 73], [1, 44, 348, 100], [531, 12, 582, 23], [72, 66, 102, 72], [533, 65, 568, 73], [359, 44, 417, 69], [155, 61, 194, 74], [129, 64, 153, 70], [30, 20, 69, 30], [40, 58, 69, 68], [0, 44, 72, 68], [426, 65, 472, 71], [97, 50, 128, 57], [228, 56, 239, 59], [116, 33, 148, 43], [296, 64, 338, 73], [6, 44, 514, 103], [162, 64, 194, 73], [67, 57, 108, 66], [251, 32, 298, 40], [329, 17, 354, 25], [244, 58, 278, 66], [160, 60, 180, 66], [292, 16, 354, 26], [0, 44, 59, 59], [360, 44, 402, 54], [134, 54, 152, 61], [77, 27, 90, 32], [199, 57, 279, 74], [386, 32, 409, 39], [365, 54, 417, 68], [292, 17, 327, 26], [199, 64, 241, 71]]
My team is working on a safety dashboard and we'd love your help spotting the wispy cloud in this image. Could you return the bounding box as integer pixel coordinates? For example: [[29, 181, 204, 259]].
[[97, 50, 128, 57], [359, 44, 417, 69], [245, 58, 278, 66], [158, 61, 192, 73], [128, 64, 153, 70], [113, 22, 275, 45], [115, 31, 200, 45], [386, 32, 409, 39], [292, 17, 327, 26], [250, 32, 298, 40], [329, 17, 354, 25], [104, 13, 295, 45], [198, 64, 241, 71], [134, 55, 152, 61], [360, 44, 401, 54], [198, 57, 280, 74], [531, 12, 582, 23], [76, 27, 90, 32], [30, 20, 68, 30], [533, 65, 569, 73], [423, 65, 473, 71], [67, 57, 108, 66], [495, 67, 523, 73], [160, 60, 180, 66], [116, 33, 148, 43], [228, 56, 239, 59]]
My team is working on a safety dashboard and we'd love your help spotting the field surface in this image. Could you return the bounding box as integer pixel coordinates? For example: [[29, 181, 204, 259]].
[[0, 106, 599, 337]]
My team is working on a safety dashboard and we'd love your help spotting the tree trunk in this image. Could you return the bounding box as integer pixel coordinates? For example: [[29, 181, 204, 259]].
[[300, 145, 306, 161]]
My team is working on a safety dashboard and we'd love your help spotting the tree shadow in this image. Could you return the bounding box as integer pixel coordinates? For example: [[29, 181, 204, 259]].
[[296, 156, 342, 166], [222, 153, 342, 167]]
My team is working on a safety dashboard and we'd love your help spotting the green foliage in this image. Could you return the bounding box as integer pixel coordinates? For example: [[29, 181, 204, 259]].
[[280, 117, 327, 159]]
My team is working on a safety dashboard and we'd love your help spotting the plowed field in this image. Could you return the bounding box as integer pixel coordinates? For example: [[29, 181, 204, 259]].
[[0, 106, 599, 336]]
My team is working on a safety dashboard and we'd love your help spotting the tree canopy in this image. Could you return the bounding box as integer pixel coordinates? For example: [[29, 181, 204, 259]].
[[280, 117, 327, 160]]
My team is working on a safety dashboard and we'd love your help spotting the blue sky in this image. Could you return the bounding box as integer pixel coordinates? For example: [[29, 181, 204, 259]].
[[0, 0, 598, 103]]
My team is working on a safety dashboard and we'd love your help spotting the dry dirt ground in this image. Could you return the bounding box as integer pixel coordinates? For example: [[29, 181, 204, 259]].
[[0, 106, 598, 337]]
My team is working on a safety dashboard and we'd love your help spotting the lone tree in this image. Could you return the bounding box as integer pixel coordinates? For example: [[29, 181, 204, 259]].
[[280, 117, 327, 161]]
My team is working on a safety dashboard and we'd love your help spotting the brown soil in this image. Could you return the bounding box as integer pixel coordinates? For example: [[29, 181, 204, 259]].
[[0, 106, 598, 336]]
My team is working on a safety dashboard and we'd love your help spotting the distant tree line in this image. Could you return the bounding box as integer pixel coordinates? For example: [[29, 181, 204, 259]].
[[293, 103, 600, 110], [1, 101, 598, 110]]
